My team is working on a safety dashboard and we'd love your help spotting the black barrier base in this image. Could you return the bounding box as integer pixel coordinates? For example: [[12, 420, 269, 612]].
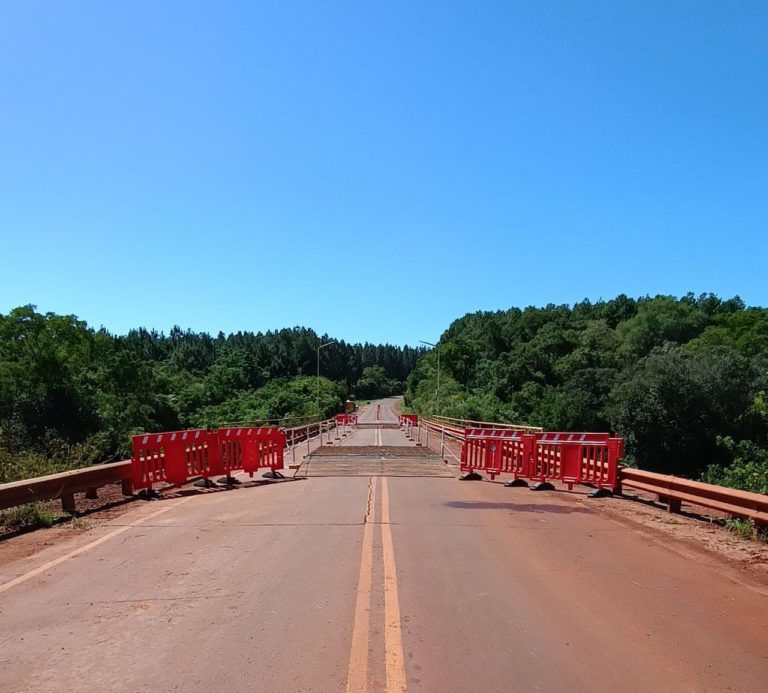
[[217, 476, 241, 486], [137, 489, 162, 500], [263, 470, 286, 479], [530, 481, 555, 491], [459, 472, 484, 481], [587, 487, 613, 498], [504, 478, 529, 488], [194, 478, 216, 488]]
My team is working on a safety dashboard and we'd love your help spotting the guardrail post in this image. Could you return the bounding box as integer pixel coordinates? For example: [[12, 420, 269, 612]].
[[121, 479, 133, 496], [440, 429, 445, 460], [425, 426, 430, 449], [292, 429, 296, 465], [85, 487, 98, 500], [61, 493, 76, 514], [306, 426, 310, 454]]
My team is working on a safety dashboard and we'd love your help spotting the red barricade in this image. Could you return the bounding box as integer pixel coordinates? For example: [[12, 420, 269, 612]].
[[132, 426, 286, 490], [132, 429, 220, 490], [399, 414, 418, 427], [336, 414, 358, 426], [461, 428, 533, 481], [532, 432, 621, 490], [248, 427, 285, 475], [217, 427, 285, 476], [218, 427, 251, 476], [460, 428, 623, 489]]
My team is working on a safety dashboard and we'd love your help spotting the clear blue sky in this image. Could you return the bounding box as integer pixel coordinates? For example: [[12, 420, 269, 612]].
[[1, 1, 766, 346]]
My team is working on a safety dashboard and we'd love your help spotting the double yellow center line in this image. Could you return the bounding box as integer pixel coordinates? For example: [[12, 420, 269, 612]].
[[346, 477, 407, 692]]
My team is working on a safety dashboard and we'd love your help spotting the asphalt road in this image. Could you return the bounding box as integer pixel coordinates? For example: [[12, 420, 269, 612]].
[[1, 398, 767, 692], [356, 398, 399, 424]]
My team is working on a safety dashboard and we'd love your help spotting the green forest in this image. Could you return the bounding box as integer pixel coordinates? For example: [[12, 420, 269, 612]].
[[0, 305, 415, 483], [406, 294, 768, 493], [2, 294, 768, 496]]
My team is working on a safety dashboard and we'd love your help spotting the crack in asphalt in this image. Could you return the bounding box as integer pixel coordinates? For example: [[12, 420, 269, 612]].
[[363, 477, 374, 525]]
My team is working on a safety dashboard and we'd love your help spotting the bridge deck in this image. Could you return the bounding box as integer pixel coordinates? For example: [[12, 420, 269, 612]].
[[299, 445, 453, 477]]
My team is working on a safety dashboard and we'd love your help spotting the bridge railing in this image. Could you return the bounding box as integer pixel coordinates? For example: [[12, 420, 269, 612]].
[[430, 414, 542, 434]]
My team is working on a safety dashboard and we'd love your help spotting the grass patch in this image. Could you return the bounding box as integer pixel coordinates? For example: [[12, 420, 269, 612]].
[[69, 516, 92, 531], [724, 517, 766, 541], [0, 502, 56, 530]]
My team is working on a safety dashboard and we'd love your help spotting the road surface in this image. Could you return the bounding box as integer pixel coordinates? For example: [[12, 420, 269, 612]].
[[1, 398, 767, 692]]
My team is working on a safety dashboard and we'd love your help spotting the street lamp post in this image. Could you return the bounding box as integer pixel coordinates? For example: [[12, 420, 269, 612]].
[[419, 340, 440, 415], [317, 340, 336, 412]]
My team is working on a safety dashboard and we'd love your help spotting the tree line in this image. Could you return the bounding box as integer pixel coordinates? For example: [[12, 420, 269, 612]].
[[0, 306, 419, 482], [406, 294, 768, 493]]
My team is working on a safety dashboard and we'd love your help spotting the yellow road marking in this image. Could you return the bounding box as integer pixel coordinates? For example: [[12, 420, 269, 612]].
[[346, 477, 377, 692], [0, 497, 193, 595], [381, 477, 407, 692]]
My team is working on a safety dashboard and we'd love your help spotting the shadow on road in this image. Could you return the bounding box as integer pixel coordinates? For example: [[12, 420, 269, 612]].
[[444, 501, 593, 514]]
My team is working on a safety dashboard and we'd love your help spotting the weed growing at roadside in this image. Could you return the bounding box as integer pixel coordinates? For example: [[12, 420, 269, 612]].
[[0, 503, 55, 530], [724, 518, 760, 541], [69, 516, 91, 530]]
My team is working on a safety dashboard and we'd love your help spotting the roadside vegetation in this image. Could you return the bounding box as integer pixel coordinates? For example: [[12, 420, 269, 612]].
[[406, 294, 768, 493], [0, 502, 56, 531], [724, 518, 768, 542], [0, 306, 421, 483]]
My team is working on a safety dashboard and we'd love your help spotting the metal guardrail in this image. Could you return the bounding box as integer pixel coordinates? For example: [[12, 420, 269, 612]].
[[618, 468, 768, 525], [420, 418, 465, 441], [284, 417, 343, 466], [0, 461, 134, 514], [431, 415, 542, 434], [284, 417, 337, 446]]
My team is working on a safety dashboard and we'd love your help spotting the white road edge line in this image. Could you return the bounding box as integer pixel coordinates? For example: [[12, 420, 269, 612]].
[[0, 497, 193, 595]]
